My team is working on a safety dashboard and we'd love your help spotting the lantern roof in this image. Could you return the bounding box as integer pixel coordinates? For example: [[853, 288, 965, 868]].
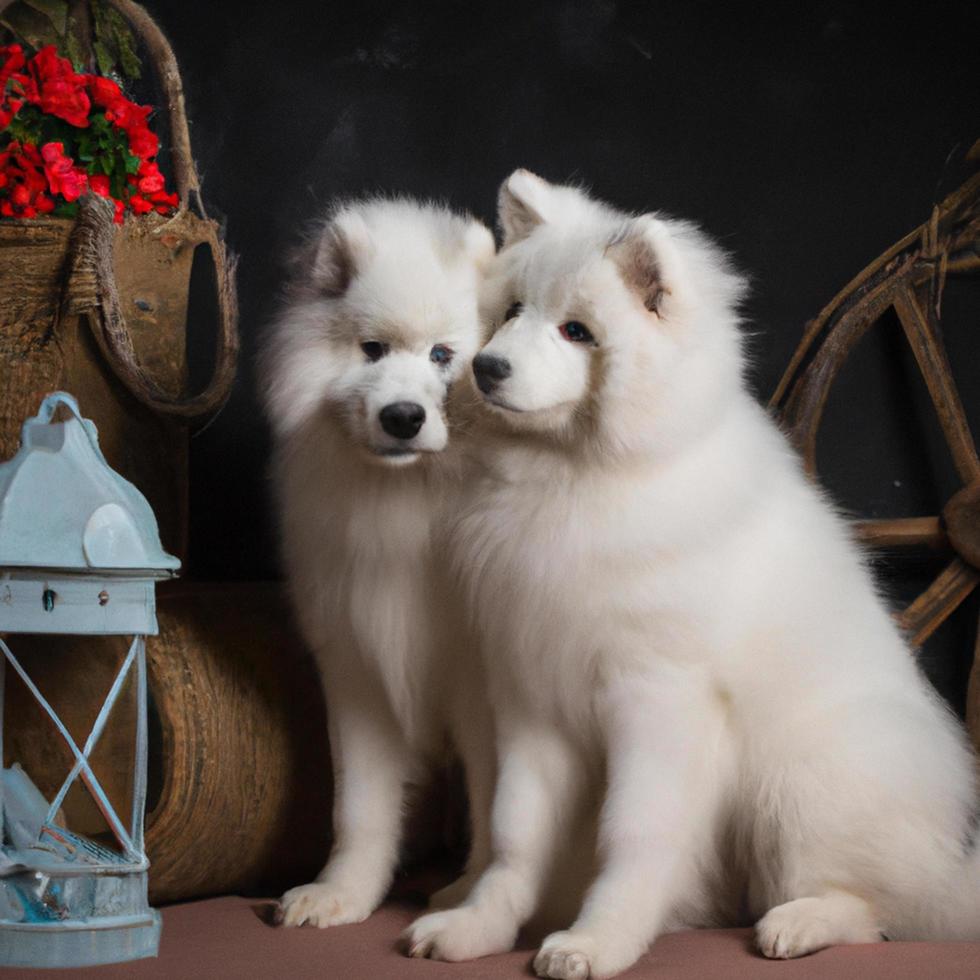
[[0, 393, 180, 576]]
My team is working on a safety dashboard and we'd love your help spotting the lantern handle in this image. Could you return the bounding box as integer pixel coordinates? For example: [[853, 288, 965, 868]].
[[34, 392, 85, 426], [26, 392, 105, 460]]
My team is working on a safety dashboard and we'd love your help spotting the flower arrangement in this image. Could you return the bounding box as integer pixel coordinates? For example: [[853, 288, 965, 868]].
[[0, 42, 177, 222]]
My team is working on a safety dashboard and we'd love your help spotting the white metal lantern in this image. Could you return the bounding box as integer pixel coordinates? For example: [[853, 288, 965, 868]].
[[0, 392, 180, 968]]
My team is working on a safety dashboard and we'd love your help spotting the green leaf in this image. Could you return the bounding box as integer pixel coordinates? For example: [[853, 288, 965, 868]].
[[104, 6, 139, 80], [123, 150, 139, 174], [92, 36, 113, 77], [7, 121, 29, 146], [6, 109, 43, 144], [65, 11, 89, 72], [90, 0, 142, 83], [22, 0, 68, 37], [53, 201, 79, 218], [90, 1, 118, 73]]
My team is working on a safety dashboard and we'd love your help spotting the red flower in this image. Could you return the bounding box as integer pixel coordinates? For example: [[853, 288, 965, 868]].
[[3, 51, 177, 223], [0, 44, 29, 129], [24, 46, 90, 128], [0, 44, 27, 92], [0, 44, 26, 79], [136, 158, 165, 195], [0, 99, 23, 129], [129, 193, 153, 215], [0, 140, 56, 217], [152, 190, 179, 214], [98, 92, 159, 160], [104, 97, 151, 134], [132, 158, 178, 214], [89, 173, 111, 197], [40, 141, 88, 202], [127, 124, 159, 160], [88, 75, 122, 108]]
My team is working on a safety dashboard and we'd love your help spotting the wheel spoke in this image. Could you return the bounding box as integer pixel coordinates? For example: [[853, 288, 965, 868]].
[[898, 558, 979, 647], [893, 286, 980, 485], [855, 516, 946, 549]]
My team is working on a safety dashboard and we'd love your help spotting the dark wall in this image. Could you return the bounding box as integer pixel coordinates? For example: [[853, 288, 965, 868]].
[[149, 0, 978, 698]]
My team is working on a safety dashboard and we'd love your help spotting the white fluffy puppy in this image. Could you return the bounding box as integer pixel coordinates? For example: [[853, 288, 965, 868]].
[[264, 198, 496, 928], [403, 171, 980, 978]]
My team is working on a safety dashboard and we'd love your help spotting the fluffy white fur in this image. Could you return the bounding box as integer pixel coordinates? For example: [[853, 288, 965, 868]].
[[264, 198, 497, 929], [403, 171, 980, 978]]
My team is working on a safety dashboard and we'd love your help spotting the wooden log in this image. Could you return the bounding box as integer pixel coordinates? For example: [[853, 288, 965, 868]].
[[144, 582, 332, 902], [142, 580, 459, 901]]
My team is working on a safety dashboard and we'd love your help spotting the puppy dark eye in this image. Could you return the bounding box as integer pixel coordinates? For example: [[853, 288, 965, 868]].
[[559, 321, 595, 344], [504, 301, 523, 321], [430, 344, 454, 366], [361, 341, 388, 362]]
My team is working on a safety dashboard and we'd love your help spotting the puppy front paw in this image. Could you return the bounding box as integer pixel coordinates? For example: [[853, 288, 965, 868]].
[[756, 901, 829, 959], [534, 929, 643, 980], [755, 895, 882, 959], [276, 881, 375, 928], [402, 906, 517, 961], [534, 931, 593, 980]]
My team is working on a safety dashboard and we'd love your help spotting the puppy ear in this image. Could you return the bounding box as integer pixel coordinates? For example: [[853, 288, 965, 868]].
[[460, 219, 496, 270], [607, 216, 675, 315], [497, 169, 551, 246], [309, 210, 372, 298]]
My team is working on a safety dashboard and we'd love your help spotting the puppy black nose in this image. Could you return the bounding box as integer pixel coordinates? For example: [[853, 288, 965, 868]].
[[379, 401, 426, 439], [472, 352, 512, 394]]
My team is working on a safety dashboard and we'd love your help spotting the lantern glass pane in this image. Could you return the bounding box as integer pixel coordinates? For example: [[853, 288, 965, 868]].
[[3, 634, 138, 851], [3, 643, 76, 796]]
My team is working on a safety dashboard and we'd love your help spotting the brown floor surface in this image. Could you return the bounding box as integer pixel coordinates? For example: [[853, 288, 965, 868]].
[[4, 894, 980, 979]]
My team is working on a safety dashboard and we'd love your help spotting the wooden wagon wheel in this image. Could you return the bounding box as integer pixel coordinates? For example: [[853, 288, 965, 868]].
[[770, 150, 980, 747]]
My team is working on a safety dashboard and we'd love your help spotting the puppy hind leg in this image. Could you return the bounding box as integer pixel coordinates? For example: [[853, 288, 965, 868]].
[[756, 890, 884, 959]]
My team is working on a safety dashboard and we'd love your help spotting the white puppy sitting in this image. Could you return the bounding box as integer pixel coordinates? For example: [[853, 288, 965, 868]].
[[264, 198, 496, 929], [403, 171, 980, 978]]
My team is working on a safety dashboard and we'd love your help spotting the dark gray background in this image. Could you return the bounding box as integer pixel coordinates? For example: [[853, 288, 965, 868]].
[[148, 1, 978, 705]]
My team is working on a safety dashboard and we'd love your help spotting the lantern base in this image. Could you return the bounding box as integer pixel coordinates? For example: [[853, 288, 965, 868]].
[[0, 911, 160, 968]]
